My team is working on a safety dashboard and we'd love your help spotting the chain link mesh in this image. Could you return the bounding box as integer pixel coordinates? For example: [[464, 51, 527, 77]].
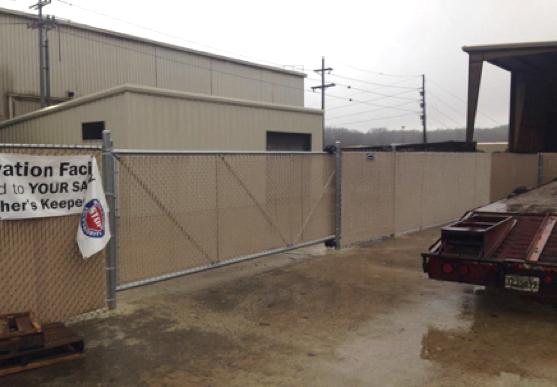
[[116, 153, 335, 287], [0, 146, 107, 322]]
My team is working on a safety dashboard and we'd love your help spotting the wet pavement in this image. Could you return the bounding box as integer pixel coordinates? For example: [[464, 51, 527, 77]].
[[5, 228, 557, 387]]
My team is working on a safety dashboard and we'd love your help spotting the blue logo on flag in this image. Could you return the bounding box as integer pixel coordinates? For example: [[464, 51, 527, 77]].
[[80, 199, 105, 238]]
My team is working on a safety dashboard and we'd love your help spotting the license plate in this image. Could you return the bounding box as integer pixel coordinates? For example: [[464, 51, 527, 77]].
[[504, 275, 540, 293]]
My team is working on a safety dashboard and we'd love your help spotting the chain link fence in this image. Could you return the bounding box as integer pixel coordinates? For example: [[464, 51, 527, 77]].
[[0, 144, 107, 322], [5, 140, 539, 321], [115, 151, 336, 289], [0, 139, 338, 320]]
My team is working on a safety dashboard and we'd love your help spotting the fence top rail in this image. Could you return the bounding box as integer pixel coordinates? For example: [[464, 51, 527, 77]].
[[0, 143, 102, 150], [113, 149, 330, 156]]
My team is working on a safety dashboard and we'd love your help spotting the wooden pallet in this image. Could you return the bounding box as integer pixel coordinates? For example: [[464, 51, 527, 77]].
[[0, 322, 84, 377], [0, 312, 43, 354]]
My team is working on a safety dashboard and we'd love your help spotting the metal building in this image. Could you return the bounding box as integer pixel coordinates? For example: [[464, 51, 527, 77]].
[[0, 7, 322, 151], [0, 84, 323, 150], [0, 7, 306, 122], [463, 41, 557, 153]]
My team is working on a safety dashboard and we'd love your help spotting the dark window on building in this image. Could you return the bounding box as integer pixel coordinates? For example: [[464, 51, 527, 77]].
[[266, 131, 311, 151], [81, 121, 105, 140]]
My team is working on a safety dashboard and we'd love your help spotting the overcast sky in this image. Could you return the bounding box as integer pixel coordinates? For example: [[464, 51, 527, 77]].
[[2, 0, 557, 131]]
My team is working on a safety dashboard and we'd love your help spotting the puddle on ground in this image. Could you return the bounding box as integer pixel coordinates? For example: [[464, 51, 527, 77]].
[[421, 288, 557, 382], [320, 283, 473, 386]]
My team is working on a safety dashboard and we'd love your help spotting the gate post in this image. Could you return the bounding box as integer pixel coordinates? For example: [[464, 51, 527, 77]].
[[335, 140, 342, 250], [102, 130, 117, 309]]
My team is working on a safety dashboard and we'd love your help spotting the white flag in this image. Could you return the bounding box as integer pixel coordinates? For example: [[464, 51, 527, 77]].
[[76, 157, 111, 259]]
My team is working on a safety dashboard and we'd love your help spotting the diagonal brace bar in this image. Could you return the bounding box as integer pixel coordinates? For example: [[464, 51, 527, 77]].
[[294, 169, 335, 244], [219, 155, 289, 246], [118, 157, 213, 263]]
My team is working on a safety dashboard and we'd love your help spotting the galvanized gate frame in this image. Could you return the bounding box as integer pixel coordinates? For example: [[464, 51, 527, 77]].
[[100, 131, 343, 306]]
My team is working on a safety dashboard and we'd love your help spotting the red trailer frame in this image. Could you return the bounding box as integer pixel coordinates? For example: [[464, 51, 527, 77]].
[[422, 211, 557, 295]]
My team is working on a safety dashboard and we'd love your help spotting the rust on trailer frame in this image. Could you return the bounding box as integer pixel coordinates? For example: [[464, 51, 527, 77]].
[[526, 215, 557, 262], [423, 181, 557, 294], [436, 213, 517, 259]]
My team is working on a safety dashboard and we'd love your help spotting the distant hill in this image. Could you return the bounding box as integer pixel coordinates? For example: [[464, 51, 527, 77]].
[[324, 125, 508, 147]]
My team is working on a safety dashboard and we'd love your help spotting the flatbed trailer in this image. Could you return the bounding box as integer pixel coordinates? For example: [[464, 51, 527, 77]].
[[422, 182, 557, 295]]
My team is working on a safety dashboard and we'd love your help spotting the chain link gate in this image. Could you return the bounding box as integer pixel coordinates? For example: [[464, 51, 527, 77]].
[[0, 135, 341, 320], [111, 146, 337, 290]]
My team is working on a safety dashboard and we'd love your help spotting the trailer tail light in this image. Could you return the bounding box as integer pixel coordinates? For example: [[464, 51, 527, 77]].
[[512, 263, 525, 270], [426, 256, 498, 286]]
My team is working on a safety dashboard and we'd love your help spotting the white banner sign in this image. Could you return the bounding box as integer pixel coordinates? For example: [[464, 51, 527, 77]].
[[0, 153, 110, 258]]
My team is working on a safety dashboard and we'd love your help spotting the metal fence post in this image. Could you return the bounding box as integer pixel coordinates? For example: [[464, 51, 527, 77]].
[[335, 140, 342, 250], [102, 130, 117, 310]]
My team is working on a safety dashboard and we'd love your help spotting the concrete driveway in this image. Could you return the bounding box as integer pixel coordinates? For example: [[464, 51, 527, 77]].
[[5, 228, 557, 387]]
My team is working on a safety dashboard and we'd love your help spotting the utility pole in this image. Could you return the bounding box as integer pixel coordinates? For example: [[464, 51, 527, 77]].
[[29, 0, 55, 108], [311, 57, 335, 149], [420, 74, 427, 143]]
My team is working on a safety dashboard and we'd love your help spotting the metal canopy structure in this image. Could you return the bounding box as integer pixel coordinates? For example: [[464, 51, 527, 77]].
[[463, 41, 557, 152]]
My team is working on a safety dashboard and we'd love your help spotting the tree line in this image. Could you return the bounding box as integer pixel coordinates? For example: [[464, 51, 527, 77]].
[[324, 125, 508, 147]]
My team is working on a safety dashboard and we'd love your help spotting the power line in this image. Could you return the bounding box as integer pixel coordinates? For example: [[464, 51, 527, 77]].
[[9, 3, 425, 110], [337, 62, 421, 79], [323, 92, 421, 115], [428, 104, 462, 127], [310, 57, 336, 146], [329, 112, 418, 127], [56, 29, 307, 94], [428, 78, 467, 103], [4, 2, 303, 93], [427, 91, 465, 117], [29, 0, 56, 107], [306, 73, 420, 101], [311, 57, 336, 109], [327, 100, 419, 121], [335, 83, 418, 101], [53, 0, 287, 70], [428, 116, 452, 130], [420, 74, 427, 143], [326, 89, 419, 113], [429, 86, 497, 129], [428, 78, 501, 125], [330, 73, 419, 90]]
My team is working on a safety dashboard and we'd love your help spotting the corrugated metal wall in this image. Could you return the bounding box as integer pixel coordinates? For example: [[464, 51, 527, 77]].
[[0, 11, 305, 122], [0, 94, 126, 144], [124, 92, 322, 150], [0, 90, 322, 150]]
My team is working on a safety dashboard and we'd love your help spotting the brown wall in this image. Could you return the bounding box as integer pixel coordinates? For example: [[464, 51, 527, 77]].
[[489, 153, 538, 201], [510, 74, 557, 153], [540, 153, 557, 184], [341, 151, 546, 247], [341, 152, 396, 245], [341, 152, 492, 246]]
